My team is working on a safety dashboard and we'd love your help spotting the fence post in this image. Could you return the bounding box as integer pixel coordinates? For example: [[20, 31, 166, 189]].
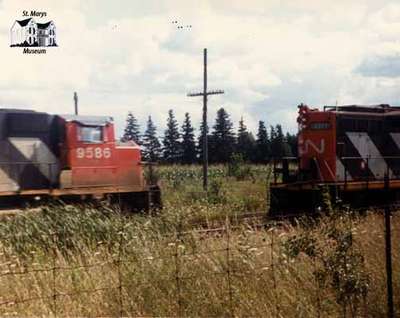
[[175, 220, 182, 316], [313, 257, 321, 318], [384, 173, 394, 318], [366, 158, 369, 189], [270, 227, 279, 317], [51, 232, 57, 317], [226, 219, 234, 317], [117, 225, 124, 317]]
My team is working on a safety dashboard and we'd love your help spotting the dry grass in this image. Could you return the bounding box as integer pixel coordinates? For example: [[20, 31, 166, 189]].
[[0, 165, 398, 317]]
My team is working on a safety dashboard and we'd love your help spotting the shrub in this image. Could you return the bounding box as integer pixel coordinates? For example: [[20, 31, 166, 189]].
[[228, 153, 254, 181], [207, 179, 227, 204], [282, 214, 370, 316]]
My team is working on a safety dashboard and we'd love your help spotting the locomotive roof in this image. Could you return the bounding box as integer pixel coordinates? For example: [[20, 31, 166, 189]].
[[0, 108, 40, 113], [59, 114, 113, 126], [0, 109, 113, 126], [324, 104, 400, 113]]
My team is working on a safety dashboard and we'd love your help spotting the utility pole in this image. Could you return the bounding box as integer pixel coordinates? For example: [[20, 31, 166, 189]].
[[74, 92, 78, 115], [188, 48, 224, 191]]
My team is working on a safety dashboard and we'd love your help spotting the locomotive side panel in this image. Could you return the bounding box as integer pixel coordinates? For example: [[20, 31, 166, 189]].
[[0, 110, 60, 191], [384, 114, 400, 177], [336, 113, 400, 181], [115, 144, 144, 189], [0, 112, 18, 192]]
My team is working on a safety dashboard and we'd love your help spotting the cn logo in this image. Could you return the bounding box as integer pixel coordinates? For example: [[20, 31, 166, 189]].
[[300, 139, 325, 155]]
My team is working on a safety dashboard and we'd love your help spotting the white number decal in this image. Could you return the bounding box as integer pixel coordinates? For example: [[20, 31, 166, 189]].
[[76, 147, 112, 159], [76, 148, 85, 159], [103, 148, 111, 159], [86, 148, 94, 159], [95, 147, 102, 159]]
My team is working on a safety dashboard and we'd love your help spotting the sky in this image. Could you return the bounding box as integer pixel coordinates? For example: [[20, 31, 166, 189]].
[[1, 0, 400, 137]]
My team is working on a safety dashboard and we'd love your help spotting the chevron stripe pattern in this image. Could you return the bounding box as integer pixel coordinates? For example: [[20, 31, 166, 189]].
[[336, 130, 400, 181]]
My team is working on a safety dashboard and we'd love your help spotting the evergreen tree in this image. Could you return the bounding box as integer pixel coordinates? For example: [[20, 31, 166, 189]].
[[237, 117, 247, 147], [181, 112, 197, 164], [270, 124, 286, 158], [269, 125, 277, 158], [209, 108, 236, 163], [122, 112, 141, 144], [285, 132, 298, 157], [197, 120, 209, 162], [142, 116, 161, 161], [236, 117, 256, 161], [163, 109, 181, 163], [256, 120, 270, 162], [276, 124, 285, 158]]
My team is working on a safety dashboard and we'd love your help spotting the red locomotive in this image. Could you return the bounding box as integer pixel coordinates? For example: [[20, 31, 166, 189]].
[[270, 103, 400, 216], [0, 109, 160, 210]]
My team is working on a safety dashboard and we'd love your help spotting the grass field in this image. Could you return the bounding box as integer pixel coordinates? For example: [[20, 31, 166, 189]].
[[0, 164, 398, 317]]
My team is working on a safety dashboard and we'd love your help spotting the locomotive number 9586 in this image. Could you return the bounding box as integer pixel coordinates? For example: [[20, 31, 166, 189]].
[[76, 147, 112, 159]]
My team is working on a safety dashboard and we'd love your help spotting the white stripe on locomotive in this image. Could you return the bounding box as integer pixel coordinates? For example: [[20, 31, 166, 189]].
[[346, 132, 393, 179], [335, 157, 352, 181], [8, 137, 60, 185]]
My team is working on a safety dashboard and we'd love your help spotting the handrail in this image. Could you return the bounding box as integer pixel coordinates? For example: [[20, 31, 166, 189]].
[[0, 161, 58, 165], [272, 156, 400, 185], [341, 156, 400, 160]]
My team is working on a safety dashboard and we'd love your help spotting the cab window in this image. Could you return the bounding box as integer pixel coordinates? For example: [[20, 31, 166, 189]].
[[78, 126, 103, 143]]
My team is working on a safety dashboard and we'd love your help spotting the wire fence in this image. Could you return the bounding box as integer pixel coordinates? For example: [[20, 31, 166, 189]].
[[0, 209, 398, 317]]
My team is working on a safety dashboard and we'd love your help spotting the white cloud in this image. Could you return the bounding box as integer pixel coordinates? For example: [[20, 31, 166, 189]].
[[1, 0, 400, 138]]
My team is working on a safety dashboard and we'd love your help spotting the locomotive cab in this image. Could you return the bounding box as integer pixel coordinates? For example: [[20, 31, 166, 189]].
[[58, 115, 144, 191]]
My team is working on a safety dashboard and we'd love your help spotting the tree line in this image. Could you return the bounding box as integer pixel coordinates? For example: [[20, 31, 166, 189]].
[[121, 108, 297, 164]]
